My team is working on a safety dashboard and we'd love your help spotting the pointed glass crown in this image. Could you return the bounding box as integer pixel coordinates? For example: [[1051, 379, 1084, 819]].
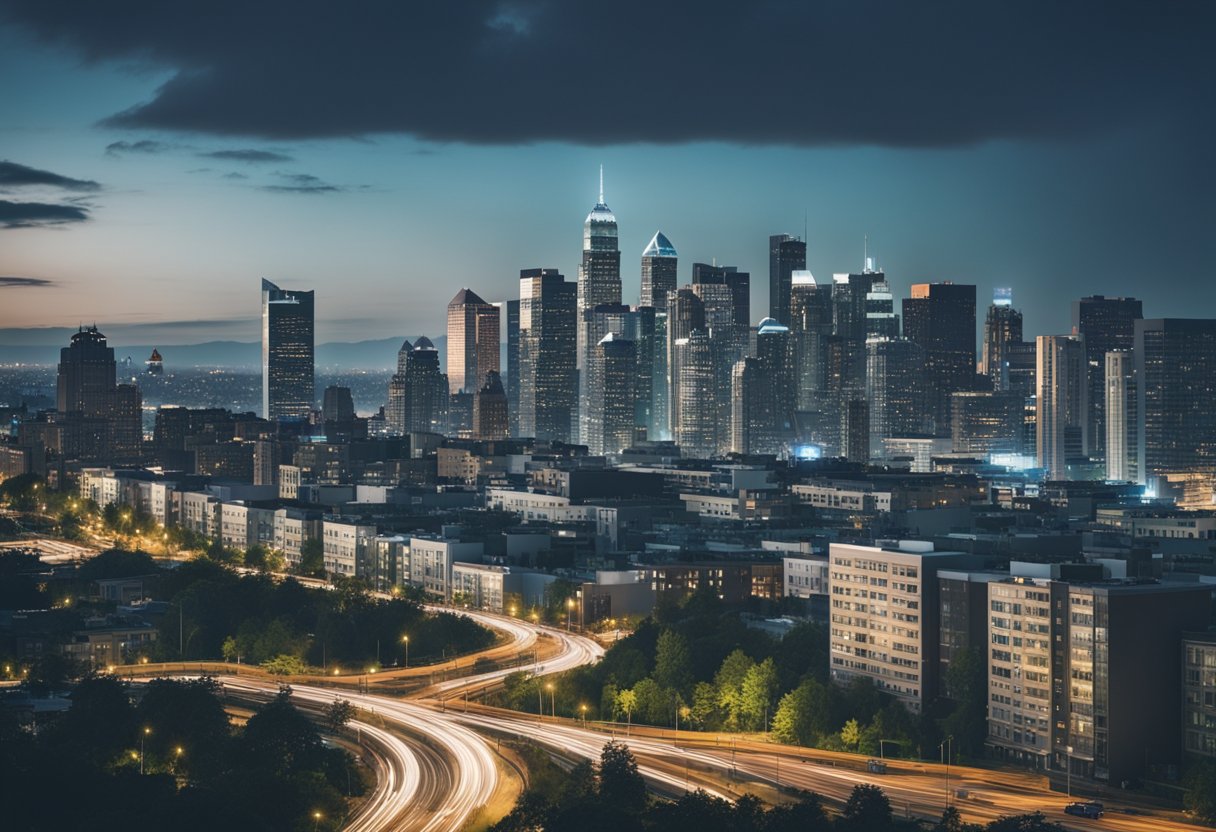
[[642, 231, 677, 259]]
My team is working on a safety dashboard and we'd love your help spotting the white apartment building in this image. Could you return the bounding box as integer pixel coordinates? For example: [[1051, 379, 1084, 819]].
[[829, 540, 969, 712], [408, 537, 484, 599], [322, 520, 376, 578], [986, 577, 1053, 768]]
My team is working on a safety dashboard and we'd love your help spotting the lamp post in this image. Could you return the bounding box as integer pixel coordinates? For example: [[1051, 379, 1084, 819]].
[[401, 635, 409, 669], [581, 704, 588, 728], [1065, 744, 1074, 798], [939, 735, 954, 808], [546, 682, 555, 718], [566, 598, 574, 631], [173, 745, 184, 776], [312, 810, 323, 831], [140, 726, 151, 774]]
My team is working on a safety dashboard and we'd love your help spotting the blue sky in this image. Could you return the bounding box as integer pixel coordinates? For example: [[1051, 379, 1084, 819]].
[[1, 2, 1212, 346]]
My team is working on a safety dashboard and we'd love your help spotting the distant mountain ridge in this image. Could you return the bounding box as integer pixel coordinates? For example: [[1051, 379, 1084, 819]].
[[0, 335, 446, 370]]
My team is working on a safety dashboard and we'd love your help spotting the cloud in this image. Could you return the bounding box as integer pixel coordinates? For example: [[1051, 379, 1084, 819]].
[[105, 139, 174, 156], [0, 160, 100, 191], [0, 275, 56, 288], [260, 172, 342, 194], [199, 149, 293, 163], [0, 199, 89, 228], [0, 1, 1211, 147]]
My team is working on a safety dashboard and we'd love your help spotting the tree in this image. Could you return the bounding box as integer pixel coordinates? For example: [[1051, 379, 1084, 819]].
[[298, 538, 325, 577], [841, 784, 892, 830], [841, 718, 862, 750], [261, 654, 307, 675], [244, 544, 269, 572], [615, 688, 638, 730], [653, 630, 694, 697], [941, 646, 987, 758], [689, 681, 721, 730], [714, 649, 755, 730], [597, 741, 646, 815], [934, 806, 979, 832], [1185, 760, 1216, 822], [739, 657, 779, 732], [984, 813, 1067, 832], [326, 698, 355, 732]]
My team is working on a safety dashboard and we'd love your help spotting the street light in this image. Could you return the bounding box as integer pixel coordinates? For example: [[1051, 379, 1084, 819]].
[[546, 682, 555, 718], [1065, 744, 1074, 798], [566, 597, 574, 631], [401, 635, 409, 669], [580, 704, 588, 727], [312, 810, 323, 831], [173, 745, 184, 775], [938, 735, 954, 809], [141, 726, 152, 774]]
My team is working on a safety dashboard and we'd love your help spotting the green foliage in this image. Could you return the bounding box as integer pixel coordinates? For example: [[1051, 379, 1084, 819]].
[[940, 646, 988, 759], [842, 783, 893, 830], [1184, 759, 1216, 821], [653, 630, 694, 697], [739, 657, 779, 731], [840, 718, 862, 750], [261, 654, 308, 675], [597, 741, 647, 816], [77, 548, 158, 580], [326, 698, 355, 731], [297, 537, 325, 577], [714, 648, 755, 729]]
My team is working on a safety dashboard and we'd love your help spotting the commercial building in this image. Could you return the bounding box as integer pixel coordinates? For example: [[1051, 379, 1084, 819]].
[[768, 233, 806, 326], [640, 230, 677, 309], [446, 288, 501, 395], [1104, 350, 1138, 482], [576, 171, 622, 375], [1036, 335, 1087, 479], [261, 278, 315, 420], [982, 288, 1023, 389], [518, 268, 577, 442], [1135, 318, 1216, 481], [1073, 296, 1141, 466], [902, 282, 977, 436]]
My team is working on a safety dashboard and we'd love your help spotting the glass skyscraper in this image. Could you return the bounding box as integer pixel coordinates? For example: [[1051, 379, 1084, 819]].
[[261, 278, 315, 421]]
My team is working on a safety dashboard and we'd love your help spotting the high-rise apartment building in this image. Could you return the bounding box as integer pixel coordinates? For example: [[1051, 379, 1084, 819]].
[[261, 278, 315, 421], [640, 231, 677, 308], [1135, 318, 1216, 481], [1073, 296, 1142, 465], [56, 326, 142, 462], [472, 370, 508, 440], [576, 170, 621, 373], [446, 288, 501, 394], [518, 268, 577, 443], [506, 299, 520, 437], [951, 390, 1023, 455], [768, 233, 806, 326], [828, 541, 972, 713], [902, 282, 976, 436], [1036, 335, 1087, 478], [982, 288, 1024, 389], [1104, 350, 1138, 482]]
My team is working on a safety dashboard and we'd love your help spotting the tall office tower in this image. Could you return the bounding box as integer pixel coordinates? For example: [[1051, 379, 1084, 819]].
[[755, 317, 794, 451], [692, 262, 750, 337], [1073, 295, 1142, 465], [576, 169, 621, 374], [981, 288, 1023, 389], [789, 271, 832, 408], [768, 233, 806, 325], [401, 337, 450, 434], [731, 357, 761, 454], [145, 348, 163, 376], [322, 385, 355, 423], [865, 337, 926, 457], [673, 330, 719, 457], [830, 271, 884, 400], [57, 325, 117, 415], [585, 333, 637, 456], [506, 299, 520, 437], [864, 275, 899, 339], [632, 306, 658, 442], [640, 231, 677, 308], [446, 288, 501, 394], [579, 303, 634, 444], [385, 339, 412, 436], [842, 398, 870, 464], [1135, 319, 1216, 480], [902, 282, 977, 436], [666, 287, 706, 435], [472, 371, 508, 440], [261, 278, 315, 421], [951, 390, 1023, 455], [649, 307, 670, 440], [518, 268, 577, 442], [1105, 350, 1138, 482], [1005, 340, 1037, 399], [1036, 335, 1087, 479]]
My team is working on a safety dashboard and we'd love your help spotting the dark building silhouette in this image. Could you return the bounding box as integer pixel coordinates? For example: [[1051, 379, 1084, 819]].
[[982, 288, 1023, 389], [261, 278, 315, 421], [768, 233, 806, 326], [518, 268, 576, 442], [903, 282, 977, 436], [586, 332, 636, 456], [473, 370, 508, 441], [56, 326, 142, 462], [1135, 318, 1216, 480], [577, 169, 621, 376], [145, 348, 163, 376], [506, 299, 520, 438], [1073, 295, 1142, 465]]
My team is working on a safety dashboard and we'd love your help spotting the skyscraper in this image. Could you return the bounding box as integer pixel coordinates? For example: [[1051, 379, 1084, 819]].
[[506, 299, 520, 437], [951, 390, 1023, 455], [640, 231, 677, 308], [768, 234, 806, 326], [673, 329, 718, 458], [755, 317, 794, 451], [666, 287, 706, 437], [385, 339, 412, 436], [1105, 350, 1138, 482], [902, 282, 977, 436], [692, 262, 750, 337], [446, 288, 501, 394], [577, 169, 621, 373], [55, 326, 141, 461], [473, 370, 508, 441], [981, 288, 1023, 389], [1036, 334, 1087, 479], [789, 270, 832, 411], [579, 303, 634, 444], [1135, 318, 1216, 480], [57, 325, 117, 415], [261, 278, 315, 421], [402, 337, 449, 434], [585, 333, 637, 456], [145, 348, 163, 376], [865, 337, 926, 457], [1073, 295, 1142, 465], [518, 268, 577, 443]]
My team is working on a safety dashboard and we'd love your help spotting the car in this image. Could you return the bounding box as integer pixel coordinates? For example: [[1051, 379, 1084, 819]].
[[1064, 801, 1104, 819], [866, 759, 887, 774]]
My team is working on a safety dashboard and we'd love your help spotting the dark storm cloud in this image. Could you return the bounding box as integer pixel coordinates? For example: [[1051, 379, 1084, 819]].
[[1, 1, 1210, 146], [260, 172, 342, 194], [105, 139, 174, 155], [199, 149, 293, 163], [0, 199, 89, 228], [0, 275, 55, 288], [0, 159, 99, 190]]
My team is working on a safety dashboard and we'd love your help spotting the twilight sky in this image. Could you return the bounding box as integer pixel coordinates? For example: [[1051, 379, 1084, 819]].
[[0, 1, 1213, 346]]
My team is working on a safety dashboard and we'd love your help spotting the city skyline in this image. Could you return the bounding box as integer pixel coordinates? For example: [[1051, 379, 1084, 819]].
[[1, 3, 1214, 344]]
